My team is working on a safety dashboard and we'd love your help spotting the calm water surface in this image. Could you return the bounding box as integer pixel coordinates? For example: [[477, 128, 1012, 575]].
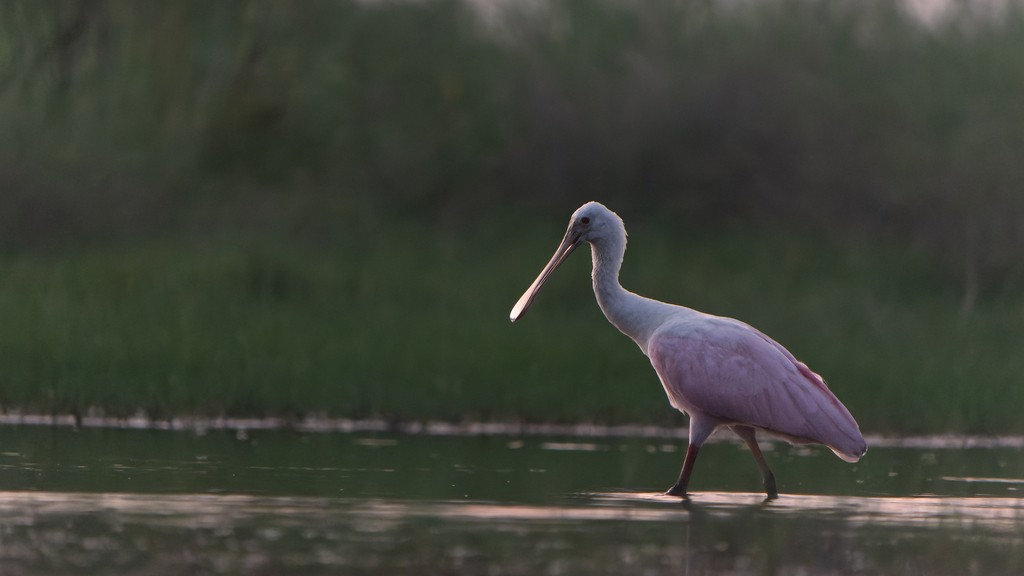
[[0, 426, 1022, 574]]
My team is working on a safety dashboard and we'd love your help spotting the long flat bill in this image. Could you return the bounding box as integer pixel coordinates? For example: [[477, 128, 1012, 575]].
[[510, 227, 581, 322]]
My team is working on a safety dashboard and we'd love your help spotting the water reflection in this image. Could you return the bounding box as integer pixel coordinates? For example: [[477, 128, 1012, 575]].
[[1, 426, 1024, 574], [7, 488, 1024, 526], [942, 475, 1024, 484], [594, 491, 1024, 531], [0, 490, 1022, 574]]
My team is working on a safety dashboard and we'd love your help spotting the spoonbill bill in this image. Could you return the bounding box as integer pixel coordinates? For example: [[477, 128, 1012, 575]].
[[510, 202, 866, 498]]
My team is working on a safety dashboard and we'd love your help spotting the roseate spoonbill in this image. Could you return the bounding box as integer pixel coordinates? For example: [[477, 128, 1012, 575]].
[[510, 202, 866, 498]]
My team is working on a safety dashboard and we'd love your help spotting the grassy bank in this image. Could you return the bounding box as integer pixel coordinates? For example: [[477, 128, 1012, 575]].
[[1, 215, 1021, 435], [2, 0, 1023, 434]]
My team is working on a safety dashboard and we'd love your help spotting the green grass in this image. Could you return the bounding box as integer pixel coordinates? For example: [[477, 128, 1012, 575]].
[[2, 0, 1023, 436], [0, 215, 1021, 435]]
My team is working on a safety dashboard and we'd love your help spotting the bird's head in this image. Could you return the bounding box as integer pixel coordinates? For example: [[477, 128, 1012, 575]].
[[569, 201, 623, 246], [509, 201, 623, 322]]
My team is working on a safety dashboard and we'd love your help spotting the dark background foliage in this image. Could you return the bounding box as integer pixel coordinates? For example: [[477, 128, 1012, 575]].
[[3, 0, 1024, 302]]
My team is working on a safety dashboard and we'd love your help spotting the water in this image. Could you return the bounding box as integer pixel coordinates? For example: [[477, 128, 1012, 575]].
[[0, 426, 1022, 574]]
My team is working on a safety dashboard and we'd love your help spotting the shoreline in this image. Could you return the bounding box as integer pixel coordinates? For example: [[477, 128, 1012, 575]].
[[0, 412, 1020, 449]]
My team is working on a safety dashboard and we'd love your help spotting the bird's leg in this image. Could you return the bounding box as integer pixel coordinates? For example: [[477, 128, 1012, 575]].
[[667, 417, 716, 498], [665, 444, 699, 497], [730, 425, 778, 499]]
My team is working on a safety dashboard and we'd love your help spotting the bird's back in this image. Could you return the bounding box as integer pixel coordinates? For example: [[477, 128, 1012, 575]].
[[647, 313, 867, 461]]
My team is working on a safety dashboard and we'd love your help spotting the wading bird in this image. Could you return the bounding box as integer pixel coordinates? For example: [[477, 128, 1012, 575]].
[[510, 202, 866, 498]]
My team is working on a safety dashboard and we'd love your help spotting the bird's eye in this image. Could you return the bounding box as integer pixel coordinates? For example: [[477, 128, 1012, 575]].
[[580, 217, 590, 225]]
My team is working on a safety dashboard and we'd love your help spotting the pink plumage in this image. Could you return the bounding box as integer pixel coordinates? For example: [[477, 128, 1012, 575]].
[[648, 317, 866, 462]]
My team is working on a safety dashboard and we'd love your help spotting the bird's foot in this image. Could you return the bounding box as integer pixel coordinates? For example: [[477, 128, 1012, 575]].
[[665, 484, 688, 498], [763, 473, 778, 500]]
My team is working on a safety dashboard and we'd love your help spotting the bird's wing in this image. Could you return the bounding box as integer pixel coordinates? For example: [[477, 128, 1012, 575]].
[[648, 318, 866, 461]]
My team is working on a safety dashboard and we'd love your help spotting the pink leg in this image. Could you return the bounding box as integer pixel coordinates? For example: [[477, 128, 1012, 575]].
[[731, 425, 778, 499], [665, 444, 699, 497], [666, 415, 717, 497]]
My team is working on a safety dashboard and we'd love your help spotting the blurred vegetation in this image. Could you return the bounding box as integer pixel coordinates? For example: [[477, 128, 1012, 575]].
[[3, 0, 1024, 295], [0, 0, 1023, 432]]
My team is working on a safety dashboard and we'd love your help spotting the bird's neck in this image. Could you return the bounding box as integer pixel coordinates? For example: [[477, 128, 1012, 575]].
[[590, 233, 666, 355]]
